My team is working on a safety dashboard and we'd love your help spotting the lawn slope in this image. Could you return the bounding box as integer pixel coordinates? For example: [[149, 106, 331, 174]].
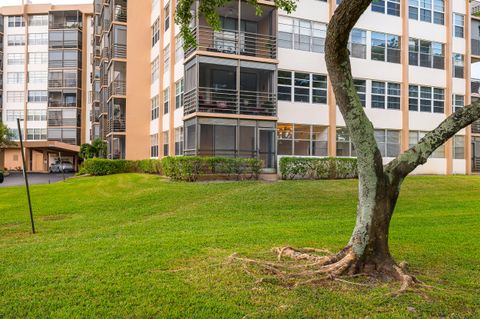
[[1, 174, 479, 318]]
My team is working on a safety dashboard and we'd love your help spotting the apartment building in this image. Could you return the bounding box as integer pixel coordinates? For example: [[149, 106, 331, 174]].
[[0, 3, 92, 172], [2, 0, 476, 174]]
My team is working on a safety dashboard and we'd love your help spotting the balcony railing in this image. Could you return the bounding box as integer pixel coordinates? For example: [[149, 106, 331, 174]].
[[185, 26, 277, 60], [108, 80, 126, 97], [184, 87, 277, 117], [108, 117, 126, 132], [110, 43, 126, 59]]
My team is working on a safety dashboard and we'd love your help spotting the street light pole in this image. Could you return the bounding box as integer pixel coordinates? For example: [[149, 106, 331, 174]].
[[17, 118, 36, 234]]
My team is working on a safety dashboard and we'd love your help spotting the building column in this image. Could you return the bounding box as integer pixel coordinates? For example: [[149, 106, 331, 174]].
[[43, 150, 48, 171], [401, 0, 410, 152], [168, 0, 177, 156], [445, 0, 454, 175], [158, 0, 166, 158]]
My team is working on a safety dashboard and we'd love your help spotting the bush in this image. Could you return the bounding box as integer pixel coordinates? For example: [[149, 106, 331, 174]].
[[81, 159, 136, 176], [279, 157, 357, 180], [161, 156, 262, 181], [135, 159, 163, 174]]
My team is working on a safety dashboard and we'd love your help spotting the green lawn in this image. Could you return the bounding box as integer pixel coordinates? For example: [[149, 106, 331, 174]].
[[1, 174, 479, 318]]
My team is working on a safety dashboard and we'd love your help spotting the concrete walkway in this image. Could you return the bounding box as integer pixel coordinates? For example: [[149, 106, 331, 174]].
[[0, 172, 74, 187]]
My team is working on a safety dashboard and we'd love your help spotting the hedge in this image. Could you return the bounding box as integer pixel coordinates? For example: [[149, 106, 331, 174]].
[[279, 157, 357, 180], [80, 158, 162, 176], [79, 157, 261, 181], [162, 156, 261, 181]]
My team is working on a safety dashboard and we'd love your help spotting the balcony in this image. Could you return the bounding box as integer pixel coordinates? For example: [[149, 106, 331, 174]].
[[108, 117, 126, 132], [472, 39, 480, 57], [186, 26, 277, 60], [109, 43, 126, 59], [472, 0, 480, 17], [108, 80, 126, 97], [184, 87, 276, 117]]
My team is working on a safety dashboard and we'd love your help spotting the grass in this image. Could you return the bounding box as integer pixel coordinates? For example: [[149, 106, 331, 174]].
[[0, 174, 479, 318]]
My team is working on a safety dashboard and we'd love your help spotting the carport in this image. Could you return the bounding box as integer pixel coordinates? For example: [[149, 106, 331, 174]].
[[18, 141, 80, 173]]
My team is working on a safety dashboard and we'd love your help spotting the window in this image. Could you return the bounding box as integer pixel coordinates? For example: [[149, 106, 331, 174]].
[[175, 79, 184, 109], [374, 129, 400, 157], [294, 72, 311, 103], [371, 81, 400, 110], [7, 53, 25, 65], [453, 135, 465, 159], [163, 88, 169, 114], [164, 44, 170, 73], [27, 109, 47, 121], [409, 38, 444, 69], [409, 85, 444, 113], [28, 71, 48, 84], [27, 129, 47, 141], [6, 110, 24, 121], [28, 33, 48, 45], [336, 128, 356, 157], [175, 35, 183, 62], [164, 2, 170, 31], [354, 79, 367, 107], [29, 15, 48, 27], [409, 0, 445, 25], [8, 16, 25, 27], [151, 95, 159, 120], [7, 35, 25, 46], [278, 70, 327, 104], [409, 131, 445, 158], [278, 70, 292, 101], [453, 94, 464, 113], [151, 57, 159, 82], [349, 28, 367, 59], [454, 14, 464, 38], [277, 123, 328, 156], [28, 91, 48, 103], [175, 127, 184, 155], [372, 0, 400, 17], [453, 53, 464, 79], [163, 131, 169, 156], [151, 18, 160, 47], [150, 134, 159, 157], [7, 91, 24, 103], [312, 74, 327, 104], [371, 32, 400, 63], [278, 16, 327, 53], [29, 52, 48, 64], [7, 72, 25, 84]]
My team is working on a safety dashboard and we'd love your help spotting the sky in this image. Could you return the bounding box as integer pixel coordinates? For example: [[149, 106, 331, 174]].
[[1, 0, 91, 6]]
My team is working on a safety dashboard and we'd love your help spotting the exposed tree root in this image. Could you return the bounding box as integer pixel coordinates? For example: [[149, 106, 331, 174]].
[[229, 246, 423, 295]]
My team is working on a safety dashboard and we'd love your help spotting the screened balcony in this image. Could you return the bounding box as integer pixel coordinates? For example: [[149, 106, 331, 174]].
[[185, 1, 277, 60], [107, 62, 126, 97], [107, 99, 126, 132], [49, 11, 83, 30], [184, 58, 277, 117]]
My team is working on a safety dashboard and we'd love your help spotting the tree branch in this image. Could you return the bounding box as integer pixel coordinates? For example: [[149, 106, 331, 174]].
[[385, 102, 480, 177]]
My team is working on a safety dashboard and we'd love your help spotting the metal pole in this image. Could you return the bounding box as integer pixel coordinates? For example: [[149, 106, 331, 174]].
[[58, 151, 65, 181], [17, 118, 35, 234]]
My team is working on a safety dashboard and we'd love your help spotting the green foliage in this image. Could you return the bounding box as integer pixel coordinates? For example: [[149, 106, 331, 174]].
[[162, 156, 261, 181], [135, 159, 163, 174], [0, 122, 16, 149], [279, 157, 358, 180], [81, 159, 137, 176], [79, 138, 107, 159], [176, 0, 297, 49]]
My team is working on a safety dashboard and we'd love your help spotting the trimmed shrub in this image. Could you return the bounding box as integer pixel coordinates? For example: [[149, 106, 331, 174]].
[[161, 156, 262, 181], [135, 159, 163, 174], [81, 159, 136, 176], [279, 157, 357, 180]]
